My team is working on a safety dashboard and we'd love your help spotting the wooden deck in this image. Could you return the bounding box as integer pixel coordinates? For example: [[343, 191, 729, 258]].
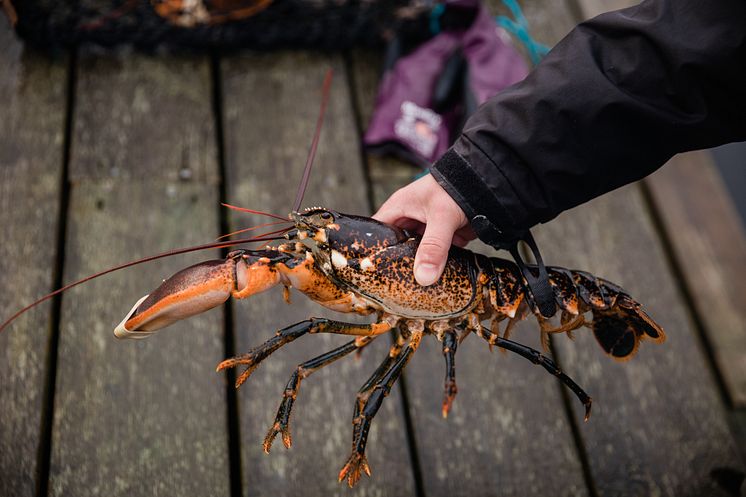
[[1, 1, 745, 496]]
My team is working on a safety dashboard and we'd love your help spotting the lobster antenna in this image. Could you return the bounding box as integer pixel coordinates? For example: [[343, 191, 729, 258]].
[[0, 228, 291, 334], [216, 220, 290, 241], [292, 68, 334, 213], [220, 203, 289, 222]]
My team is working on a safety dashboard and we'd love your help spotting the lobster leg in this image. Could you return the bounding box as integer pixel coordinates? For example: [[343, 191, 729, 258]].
[[335, 339, 408, 488], [358, 330, 408, 393], [441, 330, 458, 419], [216, 318, 391, 387], [538, 313, 586, 334], [263, 335, 376, 453], [335, 328, 408, 470], [339, 330, 423, 487], [474, 326, 593, 421]]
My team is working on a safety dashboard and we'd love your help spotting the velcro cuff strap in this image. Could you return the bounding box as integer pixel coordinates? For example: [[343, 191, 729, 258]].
[[431, 148, 521, 242]]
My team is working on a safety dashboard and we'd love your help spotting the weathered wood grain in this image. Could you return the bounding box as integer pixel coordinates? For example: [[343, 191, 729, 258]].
[[348, 3, 592, 495], [221, 52, 417, 496], [49, 52, 230, 496], [70, 52, 219, 184], [647, 154, 746, 406], [0, 17, 67, 497], [534, 185, 744, 496]]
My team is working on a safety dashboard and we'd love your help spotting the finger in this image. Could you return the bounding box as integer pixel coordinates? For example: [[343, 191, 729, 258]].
[[373, 200, 427, 231], [414, 213, 461, 286], [372, 197, 410, 225], [396, 219, 426, 234]]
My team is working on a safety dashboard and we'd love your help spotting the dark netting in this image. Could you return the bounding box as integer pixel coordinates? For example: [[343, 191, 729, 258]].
[[8, 0, 440, 51]]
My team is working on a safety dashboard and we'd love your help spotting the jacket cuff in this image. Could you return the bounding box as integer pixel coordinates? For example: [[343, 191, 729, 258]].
[[430, 145, 527, 245]]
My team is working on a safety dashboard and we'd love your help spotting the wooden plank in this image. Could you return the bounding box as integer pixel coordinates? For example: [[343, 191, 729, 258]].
[[348, 3, 592, 495], [0, 17, 67, 497], [534, 185, 744, 496], [69, 54, 219, 184], [221, 52, 417, 496], [647, 154, 746, 406], [49, 51, 230, 496]]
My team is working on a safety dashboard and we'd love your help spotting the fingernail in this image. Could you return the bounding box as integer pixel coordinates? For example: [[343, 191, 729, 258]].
[[415, 263, 439, 286]]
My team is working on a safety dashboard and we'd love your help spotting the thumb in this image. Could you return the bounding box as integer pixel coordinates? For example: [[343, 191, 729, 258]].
[[414, 216, 460, 286]]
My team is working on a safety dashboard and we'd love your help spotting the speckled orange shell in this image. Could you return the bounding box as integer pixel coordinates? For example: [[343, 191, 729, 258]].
[[329, 237, 480, 319]]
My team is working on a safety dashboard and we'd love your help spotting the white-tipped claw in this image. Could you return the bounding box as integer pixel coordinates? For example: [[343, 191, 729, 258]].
[[114, 294, 151, 339]]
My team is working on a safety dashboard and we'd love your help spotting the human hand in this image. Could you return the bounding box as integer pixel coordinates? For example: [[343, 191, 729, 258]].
[[373, 173, 476, 286]]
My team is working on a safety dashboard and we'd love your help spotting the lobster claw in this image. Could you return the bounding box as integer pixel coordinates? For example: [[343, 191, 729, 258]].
[[114, 258, 245, 338], [114, 249, 292, 339]]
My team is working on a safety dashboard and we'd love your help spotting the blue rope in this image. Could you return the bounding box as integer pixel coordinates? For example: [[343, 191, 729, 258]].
[[495, 0, 550, 65]]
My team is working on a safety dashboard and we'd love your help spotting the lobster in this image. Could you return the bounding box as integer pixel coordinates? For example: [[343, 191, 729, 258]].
[[0, 70, 665, 487], [113, 206, 665, 486]]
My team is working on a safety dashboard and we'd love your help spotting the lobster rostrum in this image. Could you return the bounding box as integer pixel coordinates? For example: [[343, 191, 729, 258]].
[[112, 205, 665, 486], [0, 70, 665, 488]]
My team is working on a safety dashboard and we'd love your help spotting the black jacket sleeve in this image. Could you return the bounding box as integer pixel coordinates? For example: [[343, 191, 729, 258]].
[[430, 0, 746, 243]]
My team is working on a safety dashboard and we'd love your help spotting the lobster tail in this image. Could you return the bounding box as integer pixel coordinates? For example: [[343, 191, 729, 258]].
[[566, 270, 665, 361], [493, 264, 667, 361], [588, 293, 665, 361]]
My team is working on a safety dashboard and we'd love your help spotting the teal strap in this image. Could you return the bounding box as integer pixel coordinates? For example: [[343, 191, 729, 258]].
[[496, 0, 550, 65], [429, 3, 446, 35]]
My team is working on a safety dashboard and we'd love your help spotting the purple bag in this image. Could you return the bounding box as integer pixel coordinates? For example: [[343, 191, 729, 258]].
[[364, 1, 529, 167]]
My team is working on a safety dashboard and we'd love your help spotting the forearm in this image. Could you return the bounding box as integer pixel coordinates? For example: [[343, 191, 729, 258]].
[[432, 0, 746, 241]]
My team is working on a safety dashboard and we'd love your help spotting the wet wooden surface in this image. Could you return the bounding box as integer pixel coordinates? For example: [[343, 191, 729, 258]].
[[647, 155, 746, 408], [0, 15, 66, 497], [1, 1, 744, 496], [49, 51, 230, 496]]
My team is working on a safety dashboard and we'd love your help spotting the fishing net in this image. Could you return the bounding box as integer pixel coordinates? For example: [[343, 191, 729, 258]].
[[7, 0, 439, 51]]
